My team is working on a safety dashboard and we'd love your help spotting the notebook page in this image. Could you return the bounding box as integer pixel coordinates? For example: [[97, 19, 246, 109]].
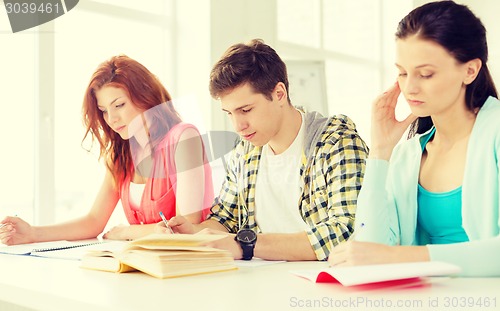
[[0, 240, 103, 256]]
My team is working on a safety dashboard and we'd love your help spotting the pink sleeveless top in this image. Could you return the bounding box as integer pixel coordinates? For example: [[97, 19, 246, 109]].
[[120, 123, 214, 224]]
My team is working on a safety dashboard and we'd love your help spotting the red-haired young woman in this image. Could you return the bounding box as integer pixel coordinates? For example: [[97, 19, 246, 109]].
[[0, 55, 214, 245]]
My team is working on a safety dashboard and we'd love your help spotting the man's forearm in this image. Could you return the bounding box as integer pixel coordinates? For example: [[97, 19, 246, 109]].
[[195, 219, 229, 233], [254, 232, 317, 261]]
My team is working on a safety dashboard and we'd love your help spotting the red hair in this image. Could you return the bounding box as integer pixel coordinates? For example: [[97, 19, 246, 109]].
[[82, 55, 182, 185]]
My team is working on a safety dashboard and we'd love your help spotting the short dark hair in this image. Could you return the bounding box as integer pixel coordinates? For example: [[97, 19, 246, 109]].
[[396, 0, 498, 136], [209, 39, 290, 102]]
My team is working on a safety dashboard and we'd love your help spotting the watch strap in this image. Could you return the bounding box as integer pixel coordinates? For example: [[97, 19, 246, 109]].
[[240, 242, 255, 260]]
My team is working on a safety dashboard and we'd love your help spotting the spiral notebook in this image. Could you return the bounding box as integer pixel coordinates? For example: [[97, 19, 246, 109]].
[[0, 240, 104, 260]]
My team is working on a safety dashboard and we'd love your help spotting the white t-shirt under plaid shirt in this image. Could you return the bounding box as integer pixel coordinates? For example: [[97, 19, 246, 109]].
[[255, 112, 309, 233]]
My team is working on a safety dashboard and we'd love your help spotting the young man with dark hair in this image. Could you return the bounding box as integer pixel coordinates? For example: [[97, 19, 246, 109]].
[[168, 39, 368, 261]]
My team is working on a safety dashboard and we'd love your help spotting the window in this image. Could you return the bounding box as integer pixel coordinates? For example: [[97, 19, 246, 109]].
[[0, 23, 35, 221], [277, 0, 321, 48], [277, 0, 413, 145]]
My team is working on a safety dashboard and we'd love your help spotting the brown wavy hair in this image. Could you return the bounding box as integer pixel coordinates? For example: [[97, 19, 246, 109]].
[[82, 55, 182, 185]]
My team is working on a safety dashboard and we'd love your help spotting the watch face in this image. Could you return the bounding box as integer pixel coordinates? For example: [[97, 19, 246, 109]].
[[237, 230, 256, 243]]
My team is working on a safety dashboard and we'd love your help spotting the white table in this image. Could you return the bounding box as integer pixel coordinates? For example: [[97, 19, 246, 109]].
[[0, 254, 499, 311]]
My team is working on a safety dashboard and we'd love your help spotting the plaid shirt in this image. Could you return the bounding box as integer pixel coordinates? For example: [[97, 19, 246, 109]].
[[208, 111, 368, 260]]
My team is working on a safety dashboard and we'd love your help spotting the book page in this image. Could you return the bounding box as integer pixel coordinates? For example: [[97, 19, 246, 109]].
[[128, 233, 229, 248], [31, 241, 111, 260], [291, 261, 461, 286]]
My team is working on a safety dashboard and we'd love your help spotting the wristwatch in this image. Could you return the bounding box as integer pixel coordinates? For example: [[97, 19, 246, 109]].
[[235, 229, 257, 260]]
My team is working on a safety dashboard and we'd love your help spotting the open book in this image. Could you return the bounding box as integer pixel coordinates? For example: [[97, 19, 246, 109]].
[[80, 233, 237, 278], [291, 261, 461, 286], [0, 240, 104, 260]]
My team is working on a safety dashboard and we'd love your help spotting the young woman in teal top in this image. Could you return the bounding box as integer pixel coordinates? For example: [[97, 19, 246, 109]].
[[329, 1, 500, 276]]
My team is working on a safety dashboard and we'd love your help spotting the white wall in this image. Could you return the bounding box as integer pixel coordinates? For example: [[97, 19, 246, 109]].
[[208, 0, 277, 131], [459, 0, 500, 83]]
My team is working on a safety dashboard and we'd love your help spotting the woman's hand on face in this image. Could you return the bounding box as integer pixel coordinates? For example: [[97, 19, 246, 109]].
[[370, 82, 417, 160]]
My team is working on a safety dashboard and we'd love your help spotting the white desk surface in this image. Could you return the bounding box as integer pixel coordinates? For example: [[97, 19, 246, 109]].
[[0, 254, 499, 311]]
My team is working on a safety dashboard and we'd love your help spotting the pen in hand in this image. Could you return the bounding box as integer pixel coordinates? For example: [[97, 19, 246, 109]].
[[159, 211, 174, 234]]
